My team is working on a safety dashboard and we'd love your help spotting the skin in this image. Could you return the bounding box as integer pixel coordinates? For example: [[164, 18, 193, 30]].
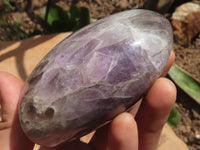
[[0, 51, 176, 150]]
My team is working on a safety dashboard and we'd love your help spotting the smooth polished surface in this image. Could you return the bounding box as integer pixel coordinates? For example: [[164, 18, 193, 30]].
[[19, 9, 173, 147]]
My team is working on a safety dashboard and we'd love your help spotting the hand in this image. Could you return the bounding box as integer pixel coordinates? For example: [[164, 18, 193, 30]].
[[0, 51, 176, 150]]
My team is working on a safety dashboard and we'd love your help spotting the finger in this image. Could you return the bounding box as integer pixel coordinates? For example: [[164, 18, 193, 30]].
[[135, 78, 176, 150], [161, 50, 175, 77], [0, 72, 34, 150], [108, 112, 138, 150], [89, 113, 138, 150], [0, 72, 23, 127]]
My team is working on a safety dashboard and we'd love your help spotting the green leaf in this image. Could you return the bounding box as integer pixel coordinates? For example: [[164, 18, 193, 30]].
[[4, 1, 14, 10], [41, 4, 90, 32], [69, 4, 81, 30], [167, 107, 180, 128], [79, 7, 90, 28], [69, 5, 90, 30], [15, 18, 22, 25], [41, 4, 69, 32], [168, 64, 200, 104]]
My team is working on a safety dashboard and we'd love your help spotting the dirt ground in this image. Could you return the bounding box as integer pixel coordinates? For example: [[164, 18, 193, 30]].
[[0, 0, 200, 149]]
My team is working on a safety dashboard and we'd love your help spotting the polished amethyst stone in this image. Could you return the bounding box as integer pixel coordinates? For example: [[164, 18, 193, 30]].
[[19, 9, 173, 147]]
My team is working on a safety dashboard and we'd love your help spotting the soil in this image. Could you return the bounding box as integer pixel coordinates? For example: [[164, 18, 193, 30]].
[[0, 0, 200, 149]]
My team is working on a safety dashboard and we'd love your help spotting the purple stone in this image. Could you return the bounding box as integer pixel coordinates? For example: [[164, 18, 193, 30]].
[[18, 9, 173, 147]]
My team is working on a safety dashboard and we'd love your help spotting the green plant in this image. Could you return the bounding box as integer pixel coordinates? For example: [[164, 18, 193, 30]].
[[15, 18, 22, 25], [167, 106, 181, 128], [41, 4, 90, 33], [42, 4, 70, 32], [168, 64, 200, 104], [69, 4, 90, 30], [4, 0, 14, 10]]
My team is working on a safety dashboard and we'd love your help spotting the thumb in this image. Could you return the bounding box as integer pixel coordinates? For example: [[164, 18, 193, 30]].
[[0, 72, 23, 127], [0, 72, 34, 150]]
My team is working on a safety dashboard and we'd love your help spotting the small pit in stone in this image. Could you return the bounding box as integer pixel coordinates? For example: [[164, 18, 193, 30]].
[[25, 121, 30, 126], [26, 102, 36, 116], [45, 107, 54, 119]]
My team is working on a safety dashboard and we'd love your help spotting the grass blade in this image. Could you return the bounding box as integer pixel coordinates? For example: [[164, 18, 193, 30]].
[[167, 107, 180, 128], [168, 64, 200, 104]]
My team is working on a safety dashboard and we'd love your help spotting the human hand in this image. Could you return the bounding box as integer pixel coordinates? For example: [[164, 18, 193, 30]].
[[0, 51, 176, 150]]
